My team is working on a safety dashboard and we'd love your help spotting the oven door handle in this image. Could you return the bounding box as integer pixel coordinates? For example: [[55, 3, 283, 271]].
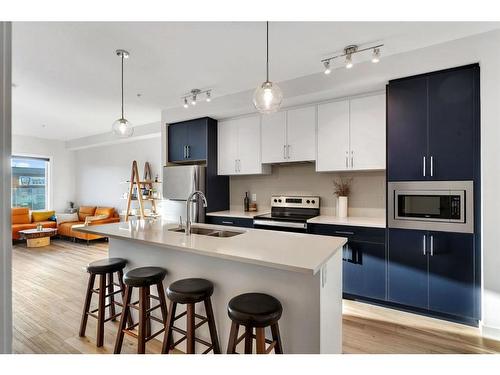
[[253, 220, 307, 229]]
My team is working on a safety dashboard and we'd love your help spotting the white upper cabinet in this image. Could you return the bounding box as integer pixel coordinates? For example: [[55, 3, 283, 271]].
[[261, 105, 316, 164], [261, 111, 287, 163], [218, 115, 271, 176], [349, 94, 386, 170], [317, 100, 350, 171], [317, 93, 386, 172], [286, 106, 316, 162]]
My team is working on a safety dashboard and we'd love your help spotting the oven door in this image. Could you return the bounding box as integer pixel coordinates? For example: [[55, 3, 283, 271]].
[[253, 219, 308, 233], [388, 181, 473, 233]]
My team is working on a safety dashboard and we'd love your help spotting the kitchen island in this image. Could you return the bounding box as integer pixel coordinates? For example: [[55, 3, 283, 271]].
[[77, 220, 347, 354]]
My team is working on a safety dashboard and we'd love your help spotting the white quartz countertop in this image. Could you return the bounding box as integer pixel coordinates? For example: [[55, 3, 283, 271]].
[[307, 215, 386, 228], [76, 221, 346, 275], [206, 209, 269, 219]]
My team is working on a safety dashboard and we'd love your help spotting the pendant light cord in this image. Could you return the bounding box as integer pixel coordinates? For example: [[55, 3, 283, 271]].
[[266, 21, 269, 82], [121, 53, 124, 119]]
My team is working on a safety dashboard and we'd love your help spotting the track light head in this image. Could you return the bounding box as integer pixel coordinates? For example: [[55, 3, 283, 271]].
[[323, 60, 332, 75], [371, 48, 380, 63], [345, 54, 353, 69], [183, 97, 189, 108], [206, 91, 211, 102]]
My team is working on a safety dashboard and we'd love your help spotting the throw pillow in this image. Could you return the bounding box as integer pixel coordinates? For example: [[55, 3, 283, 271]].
[[56, 212, 79, 224], [32, 210, 56, 222], [49, 214, 57, 221]]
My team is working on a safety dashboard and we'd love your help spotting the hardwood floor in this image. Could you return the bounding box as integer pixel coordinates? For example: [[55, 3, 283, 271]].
[[11, 239, 500, 354]]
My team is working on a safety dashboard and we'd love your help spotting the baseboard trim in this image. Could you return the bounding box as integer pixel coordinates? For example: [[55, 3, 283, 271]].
[[481, 323, 500, 340]]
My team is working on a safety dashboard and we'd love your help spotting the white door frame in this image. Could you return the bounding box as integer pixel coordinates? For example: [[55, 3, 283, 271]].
[[0, 21, 12, 354]]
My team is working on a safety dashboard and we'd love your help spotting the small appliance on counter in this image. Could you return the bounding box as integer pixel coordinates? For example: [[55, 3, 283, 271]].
[[253, 195, 320, 233]]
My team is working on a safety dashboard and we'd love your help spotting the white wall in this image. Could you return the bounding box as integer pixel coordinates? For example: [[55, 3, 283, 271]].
[[0, 21, 12, 354], [12, 134, 76, 212], [74, 136, 162, 214]]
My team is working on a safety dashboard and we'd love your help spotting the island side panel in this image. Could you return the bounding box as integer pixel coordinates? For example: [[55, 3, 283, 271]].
[[320, 248, 342, 354], [109, 238, 333, 354]]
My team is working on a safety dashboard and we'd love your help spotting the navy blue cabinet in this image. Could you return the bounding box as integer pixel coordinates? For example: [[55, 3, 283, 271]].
[[388, 228, 428, 309], [309, 224, 386, 301], [168, 118, 209, 163], [428, 67, 479, 180], [388, 228, 477, 321], [387, 77, 428, 181], [428, 231, 475, 319], [387, 64, 479, 181]]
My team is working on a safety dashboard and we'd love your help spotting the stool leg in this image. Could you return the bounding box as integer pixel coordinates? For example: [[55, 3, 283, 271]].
[[96, 274, 106, 347], [271, 323, 283, 354], [156, 282, 172, 350], [107, 273, 116, 322], [113, 285, 132, 354], [186, 303, 195, 354], [145, 285, 151, 338], [226, 321, 239, 354], [244, 326, 253, 354], [78, 273, 95, 337], [161, 301, 177, 354], [138, 286, 148, 354], [255, 327, 266, 354], [117, 269, 133, 328], [204, 298, 221, 354]]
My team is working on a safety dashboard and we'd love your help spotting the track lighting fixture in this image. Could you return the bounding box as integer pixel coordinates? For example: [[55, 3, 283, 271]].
[[181, 89, 212, 108], [321, 43, 383, 74]]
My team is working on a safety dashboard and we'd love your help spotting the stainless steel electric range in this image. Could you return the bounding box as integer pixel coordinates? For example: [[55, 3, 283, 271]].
[[253, 195, 320, 233]]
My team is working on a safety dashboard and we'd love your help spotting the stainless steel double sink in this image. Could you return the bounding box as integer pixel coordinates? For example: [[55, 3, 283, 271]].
[[168, 226, 243, 238]]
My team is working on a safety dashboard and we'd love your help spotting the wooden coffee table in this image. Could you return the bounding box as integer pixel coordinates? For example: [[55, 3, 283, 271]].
[[18, 228, 57, 248]]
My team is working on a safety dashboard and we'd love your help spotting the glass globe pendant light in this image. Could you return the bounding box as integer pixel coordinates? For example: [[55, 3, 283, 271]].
[[253, 21, 283, 114], [112, 49, 134, 137]]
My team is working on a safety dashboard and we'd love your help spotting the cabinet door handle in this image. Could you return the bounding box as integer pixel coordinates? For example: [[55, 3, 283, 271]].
[[430, 235, 434, 256], [351, 150, 354, 168], [283, 145, 287, 160], [234, 160, 237, 173], [238, 159, 241, 172], [430, 156, 434, 177], [423, 156, 426, 177], [345, 151, 349, 168], [221, 221, 234, 225], [422, 234, 427, 255], [186, 145, 190, 158], [335, 230, 354, 235], [183, 145, 187, 159], [287, 144, 291, 159]]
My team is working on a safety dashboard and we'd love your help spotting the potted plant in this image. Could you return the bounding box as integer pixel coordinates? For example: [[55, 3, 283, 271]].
[[333, 177, 352, 218]]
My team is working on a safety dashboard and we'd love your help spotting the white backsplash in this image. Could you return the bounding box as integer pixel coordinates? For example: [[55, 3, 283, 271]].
[[230, 163, 386, 217]]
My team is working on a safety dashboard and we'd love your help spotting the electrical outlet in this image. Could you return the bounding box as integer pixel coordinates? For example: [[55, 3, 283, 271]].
[[251, 193, 257, 202]]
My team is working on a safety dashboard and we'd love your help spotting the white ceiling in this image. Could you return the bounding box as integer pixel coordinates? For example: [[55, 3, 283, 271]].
[[12, 21, 500, 141]]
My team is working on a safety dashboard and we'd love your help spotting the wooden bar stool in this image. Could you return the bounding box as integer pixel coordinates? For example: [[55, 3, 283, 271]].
[[161, 278, 221, 354], [114, 266, 169, 354], [226, 293, 283, 354], [79, 257, 131, 347]]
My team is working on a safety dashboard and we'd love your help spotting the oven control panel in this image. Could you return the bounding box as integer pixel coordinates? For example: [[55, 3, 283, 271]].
[[270, 195, 320, 209]]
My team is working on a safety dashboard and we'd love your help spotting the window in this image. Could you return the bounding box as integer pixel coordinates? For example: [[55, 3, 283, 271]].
[[11, 156, 50, 211]]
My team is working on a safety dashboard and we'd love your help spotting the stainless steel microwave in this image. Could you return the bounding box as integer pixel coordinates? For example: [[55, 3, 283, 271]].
[[388, 181, 473, 233]]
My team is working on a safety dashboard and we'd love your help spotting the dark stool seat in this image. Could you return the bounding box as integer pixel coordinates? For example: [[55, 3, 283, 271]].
[[161, 278, 220, 354], [228, 293, 282, 327], [226, 293, 284, 354], [123, 266, 167, 287], [167, 278, 214, 304], [79, 257, 131, 347], [87, 257, 127, 274], [114, 266, 169, 354]]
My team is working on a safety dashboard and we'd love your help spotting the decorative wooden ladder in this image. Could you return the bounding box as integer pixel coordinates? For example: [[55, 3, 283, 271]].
[[124, 160, 159, 221]]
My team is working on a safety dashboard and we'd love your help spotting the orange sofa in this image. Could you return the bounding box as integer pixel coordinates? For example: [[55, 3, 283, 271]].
[[12, 206, 120, 242], [12, 207, 57, 240], [57, 206, 120, 242]]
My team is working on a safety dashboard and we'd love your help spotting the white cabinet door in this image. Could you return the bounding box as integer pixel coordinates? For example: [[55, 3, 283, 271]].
[[286, 106, 316, 162], [261, 111, 286, 163], [236, 115, 263, 175], [349, 94, 386, 170], [317, 100, 350, 171], [218, 119, 239, 175]]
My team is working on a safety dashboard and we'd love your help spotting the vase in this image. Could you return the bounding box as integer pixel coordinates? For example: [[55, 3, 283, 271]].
[[338, 196, 348, 218]]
